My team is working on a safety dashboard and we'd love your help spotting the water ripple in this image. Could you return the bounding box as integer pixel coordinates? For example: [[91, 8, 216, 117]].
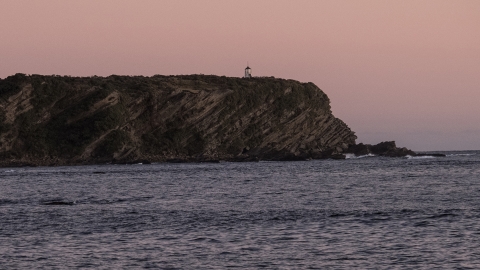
[[0, 151, 479, 268]]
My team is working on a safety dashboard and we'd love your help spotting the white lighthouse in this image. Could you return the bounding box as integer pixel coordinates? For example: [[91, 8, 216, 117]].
[[244, 65, 252, 78]]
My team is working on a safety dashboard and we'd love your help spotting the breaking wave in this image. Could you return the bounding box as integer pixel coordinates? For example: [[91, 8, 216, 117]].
[[446, 153, 476, 157], [406, 155, 436, 159], [345, 153, 376, 159]]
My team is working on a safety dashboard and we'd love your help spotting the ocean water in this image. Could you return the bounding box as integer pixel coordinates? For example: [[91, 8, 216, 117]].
[[1, 151, 479, 269]]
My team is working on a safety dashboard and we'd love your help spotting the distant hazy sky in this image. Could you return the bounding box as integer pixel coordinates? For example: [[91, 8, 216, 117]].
[[1, 0, 479, 150]]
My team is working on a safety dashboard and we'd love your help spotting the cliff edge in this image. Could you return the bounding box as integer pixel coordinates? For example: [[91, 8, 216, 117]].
[[0, 73, 357, 166]]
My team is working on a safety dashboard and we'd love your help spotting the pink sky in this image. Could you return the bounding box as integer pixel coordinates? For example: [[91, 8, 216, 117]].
[[1, 0, 479, 150]]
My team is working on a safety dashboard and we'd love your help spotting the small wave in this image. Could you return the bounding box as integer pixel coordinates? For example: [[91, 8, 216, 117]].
[[446, 153, 476, 157], [3, 169, 15, 173], [345, 153, 376, 159], [406, 155, 436, 159], [89, 196, 154, 205]]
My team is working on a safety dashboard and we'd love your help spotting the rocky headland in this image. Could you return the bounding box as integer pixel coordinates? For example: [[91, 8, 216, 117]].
[[0, 73, 423, 167]]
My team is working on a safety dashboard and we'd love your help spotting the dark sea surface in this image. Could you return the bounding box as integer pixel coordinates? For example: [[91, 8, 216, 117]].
[[1, 151, 480, 269]]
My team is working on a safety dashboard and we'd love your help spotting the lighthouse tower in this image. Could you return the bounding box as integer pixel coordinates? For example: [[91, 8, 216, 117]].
[[244, 65, 252, 78]]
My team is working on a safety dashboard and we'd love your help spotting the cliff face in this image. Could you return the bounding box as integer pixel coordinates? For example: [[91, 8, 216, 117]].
[[0, 73, 356, 166]]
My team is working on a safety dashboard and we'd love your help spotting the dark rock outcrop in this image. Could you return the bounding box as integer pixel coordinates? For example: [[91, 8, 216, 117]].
[[415, 153, 446, 157], [346, 141, 416, 157], [0, 73, 357, 166]]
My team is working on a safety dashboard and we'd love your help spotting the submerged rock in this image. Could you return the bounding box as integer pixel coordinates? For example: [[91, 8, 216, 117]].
[[41, 200, 76, 206]]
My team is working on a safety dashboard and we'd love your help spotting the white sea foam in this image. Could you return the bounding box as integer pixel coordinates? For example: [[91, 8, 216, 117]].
[[446, 153, 476, 157], [345, 153, 376, 159], [406, 155, 436, 159]]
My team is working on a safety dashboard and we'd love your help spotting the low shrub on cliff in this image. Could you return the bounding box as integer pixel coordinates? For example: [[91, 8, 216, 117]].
[[0, 110, 11, 134], [93, 129, 131, 158], [141, 125, 206, 156], [41, 104, 126, 157]]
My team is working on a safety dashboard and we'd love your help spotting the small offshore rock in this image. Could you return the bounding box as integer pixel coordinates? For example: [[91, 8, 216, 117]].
[[415, 153, 446, 157], [330, 154, 346, 160]]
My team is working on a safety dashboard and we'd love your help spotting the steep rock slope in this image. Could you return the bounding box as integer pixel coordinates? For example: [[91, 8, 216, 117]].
[[0, 74, 356, 166]]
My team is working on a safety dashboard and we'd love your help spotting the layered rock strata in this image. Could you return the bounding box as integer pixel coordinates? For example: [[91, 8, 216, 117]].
[[0, 74, 356, 166]]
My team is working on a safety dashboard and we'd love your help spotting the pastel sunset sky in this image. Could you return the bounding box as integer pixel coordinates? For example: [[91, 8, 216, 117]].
[[1, 0, 479, 151]]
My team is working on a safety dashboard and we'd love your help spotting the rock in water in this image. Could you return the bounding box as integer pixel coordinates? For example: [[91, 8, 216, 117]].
[[346, 141, 416, 157], [0, 73, 357, 165]]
